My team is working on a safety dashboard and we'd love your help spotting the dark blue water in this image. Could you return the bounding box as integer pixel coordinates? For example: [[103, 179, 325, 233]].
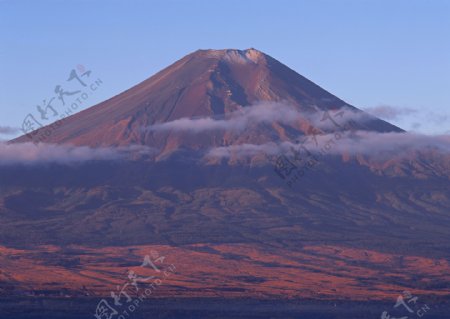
[[1, 298, 449, 319]]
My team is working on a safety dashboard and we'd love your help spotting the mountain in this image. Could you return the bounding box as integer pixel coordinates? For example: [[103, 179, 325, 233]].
[[2, 49, 450, 311], [13, 49, 401, 153]]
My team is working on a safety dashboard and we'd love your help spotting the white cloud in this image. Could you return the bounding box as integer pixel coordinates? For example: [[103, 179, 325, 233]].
[[206, 142, 281, 158], [363, 104, 450, 134], [0, 126, 20, 135], [0, 142, 156, 165], [146, 102, 372, 133], [363, 105, 417, 120], [206, 131, 450, 159]]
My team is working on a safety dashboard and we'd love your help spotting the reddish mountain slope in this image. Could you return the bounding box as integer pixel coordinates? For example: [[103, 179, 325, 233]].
[[13, 49, 401, 154]]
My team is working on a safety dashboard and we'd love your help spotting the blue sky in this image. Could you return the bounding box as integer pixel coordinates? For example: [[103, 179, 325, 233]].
[[1, 0, 449, 137]]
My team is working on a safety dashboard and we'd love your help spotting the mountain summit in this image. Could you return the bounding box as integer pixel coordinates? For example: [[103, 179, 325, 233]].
[[14, 48, 400, 153]]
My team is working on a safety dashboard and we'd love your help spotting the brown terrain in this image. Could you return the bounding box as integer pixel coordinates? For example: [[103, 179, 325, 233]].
[[1, 243, 449, 300], [1, 49, 450, 317]]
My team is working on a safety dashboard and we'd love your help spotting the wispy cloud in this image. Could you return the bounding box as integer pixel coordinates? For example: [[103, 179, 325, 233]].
[[363, 105, 417, 120], [146, 102, 372, 133], [363, 104, 449, 134], [0, 143, 156, 165], [0, 126, 20, 135], [207, 142, 280, 159], [206, 131, 450, 159], [319, 131, 450, 155]]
